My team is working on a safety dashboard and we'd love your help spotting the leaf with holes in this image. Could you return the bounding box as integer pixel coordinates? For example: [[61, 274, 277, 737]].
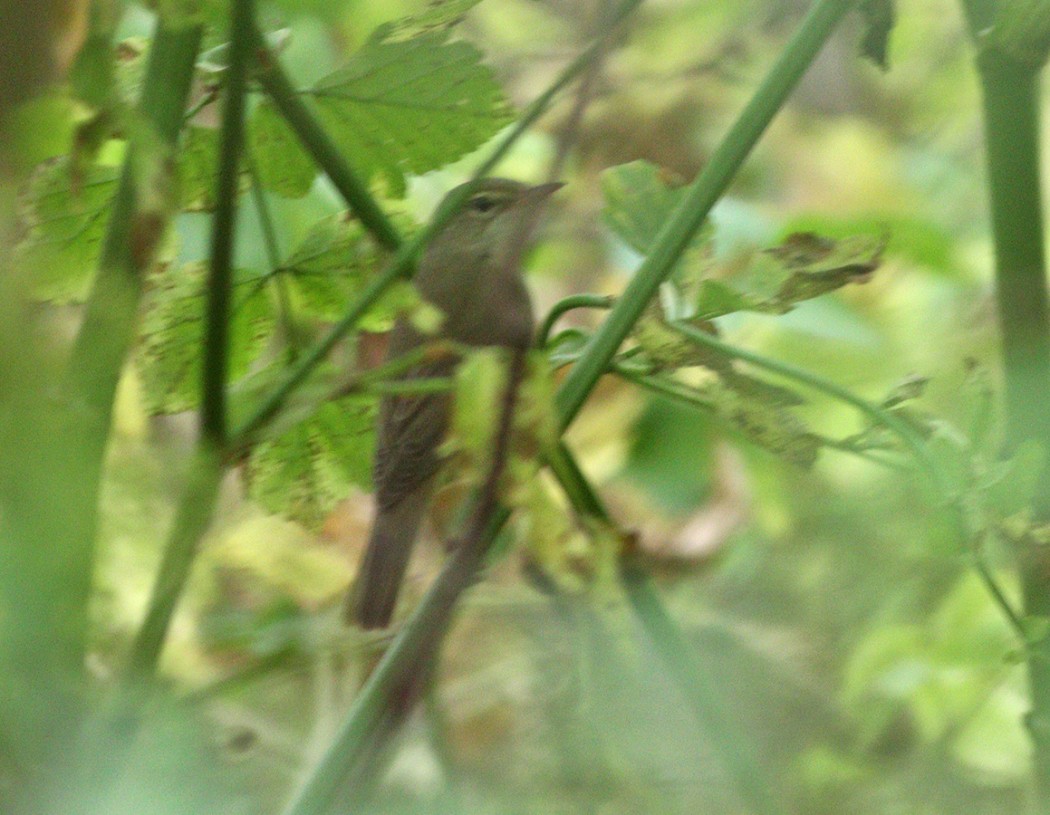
[[696, 232, 883, 319], [279, 214, 379, 320], [138, 263, 276, 413], [244, 399, 376, 529]]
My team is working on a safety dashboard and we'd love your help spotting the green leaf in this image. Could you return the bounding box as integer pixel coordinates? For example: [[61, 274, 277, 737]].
[[114, 38, 150, 106], [246, 100, 317, 198], [445, 347, 506, 468], [858, 0, 895, 70], [695, 280, 758, 320], [304, 30, 513, 191], [15, 159, 119, 302], [601, 160, 698, 255], [765, 232, 882, 304], [244, 399, 376, 529], [710, 379, 820, 468], [880, 373, 929, 409], [179, 126, 227, 211], [138, 263, 276, 413], [278, 214, 380, 320]]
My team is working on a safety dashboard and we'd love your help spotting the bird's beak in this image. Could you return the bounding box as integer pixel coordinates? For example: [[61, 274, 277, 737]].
[[523, 181, 565, 203]]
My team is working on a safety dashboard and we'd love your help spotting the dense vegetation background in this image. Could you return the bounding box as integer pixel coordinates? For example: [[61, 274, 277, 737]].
[[2, 0, 1049, 813]]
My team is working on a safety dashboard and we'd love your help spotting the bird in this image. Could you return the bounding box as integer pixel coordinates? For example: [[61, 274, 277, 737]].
[[345, 178, 563, 629]]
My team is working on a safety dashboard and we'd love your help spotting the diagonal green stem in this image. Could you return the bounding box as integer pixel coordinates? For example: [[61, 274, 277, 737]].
[[669, 321, 942, 489], [253, 27, 402, 252], [555, 0, 859, 430], [282, 352, 527, 815]]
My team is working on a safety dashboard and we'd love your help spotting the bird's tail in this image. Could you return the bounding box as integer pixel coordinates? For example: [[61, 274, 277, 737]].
[[345, 489, 429, 629]]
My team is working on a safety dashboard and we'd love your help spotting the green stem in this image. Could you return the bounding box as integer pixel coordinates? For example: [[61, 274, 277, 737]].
[[245, 151, 299, 356], [253, 29, 402, 252], [55, 17, 202, 690], [282, 353, 527, 815], [123, 446, 224, 686], [536, 293, 614, 347], [960, 2, 1050, 804], [554, 0, 859, 431], [669, 321, 942, 489], [977, 54, 1050, 479], [201, 0, 254, 446]]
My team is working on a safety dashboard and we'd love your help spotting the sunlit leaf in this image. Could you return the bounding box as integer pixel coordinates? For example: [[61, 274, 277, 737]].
[[766, 232, 882, 303], [256, 29, 513, 194], [110, 37, 151, 109], [180, 126, 239, 211], [697, 232, 883, 319], [15, 159, 119, 302], [278, 214, 381, 320]]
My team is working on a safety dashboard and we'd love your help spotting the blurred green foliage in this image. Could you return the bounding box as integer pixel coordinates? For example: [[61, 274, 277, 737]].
[[1, 0, 1044, 813]]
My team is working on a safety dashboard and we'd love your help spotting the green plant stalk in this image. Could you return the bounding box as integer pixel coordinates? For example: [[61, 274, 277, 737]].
[[54, 19, 202, 688], [124, 446, 224, 686], [246, 151, 300, 357], [201, 0, 254, 446], [253, 28, 402, 252], [121, 1, 257, 689], [960, 4, 1050, 801], [554, 0, 858, 430], [977, 58, 1050, 468], [669, 322, 942, 488], [535, 293, 615, 347]]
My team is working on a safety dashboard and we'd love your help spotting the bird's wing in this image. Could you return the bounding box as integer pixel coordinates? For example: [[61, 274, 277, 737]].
[[372, 354, 455, 512]]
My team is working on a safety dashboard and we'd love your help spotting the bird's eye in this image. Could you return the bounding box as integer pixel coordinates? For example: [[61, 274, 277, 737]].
[[469, 194, 497, 213]]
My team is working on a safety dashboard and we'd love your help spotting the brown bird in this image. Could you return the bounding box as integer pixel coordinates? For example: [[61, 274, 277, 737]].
[[346, 178, 562, 629]]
